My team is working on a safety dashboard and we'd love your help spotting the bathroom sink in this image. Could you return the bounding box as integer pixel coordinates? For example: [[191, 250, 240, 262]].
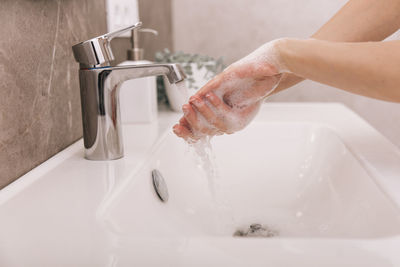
[[1, 104, 400, 266]]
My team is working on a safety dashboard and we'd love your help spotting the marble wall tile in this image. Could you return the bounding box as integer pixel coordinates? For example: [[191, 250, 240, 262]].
[[0, 0, 107, 188], [172, 0, 400, 148]]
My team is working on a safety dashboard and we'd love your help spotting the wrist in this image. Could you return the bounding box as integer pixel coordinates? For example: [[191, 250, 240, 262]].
[[229, 38, 295, 76], [267, 38, 292, 73], [275, 38, 314, 74], [274, 38, 297, 73]]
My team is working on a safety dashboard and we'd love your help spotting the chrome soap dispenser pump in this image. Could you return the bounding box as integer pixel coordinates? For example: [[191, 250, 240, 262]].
[[119, 27, 159, 124]]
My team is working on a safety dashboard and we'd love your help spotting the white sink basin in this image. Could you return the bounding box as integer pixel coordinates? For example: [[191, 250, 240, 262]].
[[1, 104, 400, 266]]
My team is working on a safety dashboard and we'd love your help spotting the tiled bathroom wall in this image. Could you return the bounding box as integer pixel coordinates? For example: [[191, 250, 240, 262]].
[[172, 0, 400, 148], [0, 0, 107, 188]]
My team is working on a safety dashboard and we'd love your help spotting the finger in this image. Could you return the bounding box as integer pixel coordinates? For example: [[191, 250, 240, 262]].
[[205, 92, 231, 113], [182, 104, 198, 129], [195, 73, 225, 97], [189, 96, 216, 123], [182, 104, 212, 135], [178, 117, 194, 136], [188, 107, 218, 136], [179, 117, 192, 131], [206, 92, 238, 134], [173, 124, 187, 137], [173, 124, 197, 141], [178, 116, 199, 138], [190, 96, 229, 133], [178, 117, 206, 140], [183, 102, 217, 136]]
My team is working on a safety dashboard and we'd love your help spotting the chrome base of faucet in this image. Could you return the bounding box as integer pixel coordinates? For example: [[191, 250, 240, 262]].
[[79, 64, 186, 160]]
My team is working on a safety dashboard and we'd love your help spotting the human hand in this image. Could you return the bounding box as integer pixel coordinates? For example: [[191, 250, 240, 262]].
[[173, 39, 288, 142]]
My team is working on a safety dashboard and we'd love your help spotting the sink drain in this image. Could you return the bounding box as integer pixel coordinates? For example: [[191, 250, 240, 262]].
[[152, 169, 169, 202], [234, 223, 279, 238]]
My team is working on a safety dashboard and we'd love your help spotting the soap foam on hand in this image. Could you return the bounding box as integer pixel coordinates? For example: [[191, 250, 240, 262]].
[[176, 38, 287, 143], [186, 72, 278, 141], [176, 38, 288, 143], [231, 38, 291, 74]]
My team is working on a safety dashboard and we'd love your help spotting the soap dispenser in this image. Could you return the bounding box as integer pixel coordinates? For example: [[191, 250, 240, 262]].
[[119, 28, 158, 123]]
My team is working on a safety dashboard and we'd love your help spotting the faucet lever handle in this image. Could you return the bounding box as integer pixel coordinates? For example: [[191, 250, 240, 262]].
[[102, 22, 142, 41], [72, 22, 142, 68]]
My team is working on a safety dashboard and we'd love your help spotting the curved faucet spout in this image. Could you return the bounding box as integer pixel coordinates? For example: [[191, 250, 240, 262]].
[[102, 63, 186, 85], [78, 63, 186, 160]]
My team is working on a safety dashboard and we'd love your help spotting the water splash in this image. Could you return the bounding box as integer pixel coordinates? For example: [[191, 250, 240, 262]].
[[175, 80, 189, 99], [188, 136, 235, 235], [189, 136, 220, 199]]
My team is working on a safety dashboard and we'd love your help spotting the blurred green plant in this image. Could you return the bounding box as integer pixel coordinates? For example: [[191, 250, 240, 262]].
[[154, 49, 225, 105]]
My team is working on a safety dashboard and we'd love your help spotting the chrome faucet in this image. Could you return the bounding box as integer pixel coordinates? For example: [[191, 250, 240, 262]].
[[72, 22, 186, 160]]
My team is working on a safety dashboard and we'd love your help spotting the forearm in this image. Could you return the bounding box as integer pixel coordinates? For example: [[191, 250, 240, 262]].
[[313, 0, 400, 42], [273, 0, 400, 93], [278, 39, 400, 102]]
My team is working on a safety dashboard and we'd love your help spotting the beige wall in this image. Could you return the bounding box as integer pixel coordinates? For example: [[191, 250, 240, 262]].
[[172, 0, 400, 148], [0, 0, 107, 188]]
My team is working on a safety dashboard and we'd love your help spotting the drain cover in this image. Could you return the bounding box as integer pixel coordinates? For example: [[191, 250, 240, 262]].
[[152, 169, 169, 202], [234, 223, 279, 238]]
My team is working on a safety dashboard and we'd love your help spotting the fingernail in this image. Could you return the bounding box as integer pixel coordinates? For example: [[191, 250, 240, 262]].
[[173, 128, 180, 135], [182, 105, 189, 116], [173, 125, 180, 133], [206, 93, 214, 100]]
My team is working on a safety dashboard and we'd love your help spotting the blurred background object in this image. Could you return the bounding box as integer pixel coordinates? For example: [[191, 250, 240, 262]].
[[111, 0, 173, 63], [154, 49, 225, 110]]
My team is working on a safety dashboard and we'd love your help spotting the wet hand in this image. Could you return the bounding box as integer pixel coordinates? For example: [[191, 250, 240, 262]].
[[173, 68, 280, 141], [173, 39, 287, 142]]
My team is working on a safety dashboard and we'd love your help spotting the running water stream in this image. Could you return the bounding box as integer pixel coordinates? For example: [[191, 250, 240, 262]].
[[171, 81, 221, 200], [172, 81, 233, 232], [189, 136, 220, 200], [188, 136, 233, 234]]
